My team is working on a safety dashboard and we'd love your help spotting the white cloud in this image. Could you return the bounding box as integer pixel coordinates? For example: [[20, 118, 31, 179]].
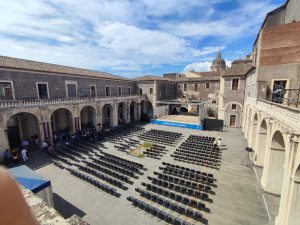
[[0, 0, 281, 76], [183, 62, 212, 72]]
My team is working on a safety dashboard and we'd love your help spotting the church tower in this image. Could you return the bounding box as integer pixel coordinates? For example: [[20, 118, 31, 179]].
[[210, 52, 227, 71]]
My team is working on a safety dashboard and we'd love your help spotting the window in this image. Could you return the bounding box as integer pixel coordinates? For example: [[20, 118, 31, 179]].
[[0, 82, 13, 99], [65, 81, 77, 98], [36, 82, 49, 99], [232, 79, 239, 91], [232, 104, 237, 110], [194, 83, 198, 91], [90, 85, 96, 97], [105, 86, 111, 96], [139, 88, 143, 95], [206, 83, 210, 89], [128, 87, 131, 95], [118, 86, 122, 96], [150, 88, 153, 94], [184, 84, 187, 91]]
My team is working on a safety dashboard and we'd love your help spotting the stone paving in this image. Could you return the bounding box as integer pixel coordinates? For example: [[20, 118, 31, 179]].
[[31, 124, 278, 225]]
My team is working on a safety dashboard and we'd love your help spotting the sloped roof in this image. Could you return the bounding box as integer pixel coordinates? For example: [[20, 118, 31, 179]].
[[0, 55, 129, 81], [134, 75, 172, 81], [221, 61, 255, 77], [189, 71, 221, 77]]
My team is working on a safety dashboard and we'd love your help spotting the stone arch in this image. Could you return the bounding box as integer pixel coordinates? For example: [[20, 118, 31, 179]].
[[102, 104, 113, 129], [51, 108, 73, 135], [6, 112, 41, 149], [179, 107, 188, 113], [140, 100, 153, 121], [255, 119, 268, 167], [265, 130, 286, 195], [80, 105, 96, 129], [224, 101, 243, 128], [118, 102, 127, 125], [130, 101, 137, 122], [251, 113, 259, 149], [288, 165, 300, 225], [224, 101, 243, 110]]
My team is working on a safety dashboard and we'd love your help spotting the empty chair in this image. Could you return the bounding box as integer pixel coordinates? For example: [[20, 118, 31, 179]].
[[166, 214, 174, 224], [157, 210, 166, 221], [175, 194, 183, 202], [157, 197, 164, 205], [164, 200, 171, 208], [186, 208, 194, 218], [178, 206, 186, 215], [194, 211, 203, 221], [182, 197, 190, 205], [151, 207, 159, 216], [171, 203, 179, 212], [174, 217, 183, 225]]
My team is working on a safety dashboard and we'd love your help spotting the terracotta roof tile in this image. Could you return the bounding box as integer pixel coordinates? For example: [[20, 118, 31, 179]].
[[0, 55, 129, 81]]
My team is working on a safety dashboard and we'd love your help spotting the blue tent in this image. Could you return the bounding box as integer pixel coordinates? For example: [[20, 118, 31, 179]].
[[9, 165, 51, 193]]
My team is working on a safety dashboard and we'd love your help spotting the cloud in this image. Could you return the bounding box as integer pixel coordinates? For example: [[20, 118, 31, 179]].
[[183, 62, 212, 72], [0, 0, 282, 76]]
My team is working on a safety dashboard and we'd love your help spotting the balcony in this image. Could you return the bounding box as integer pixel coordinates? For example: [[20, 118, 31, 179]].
[[0, 95, 142, 109]]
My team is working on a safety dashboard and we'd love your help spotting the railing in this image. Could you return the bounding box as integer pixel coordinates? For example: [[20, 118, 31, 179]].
[[270, 88, 300, 108], [0, 95, 141, 109]]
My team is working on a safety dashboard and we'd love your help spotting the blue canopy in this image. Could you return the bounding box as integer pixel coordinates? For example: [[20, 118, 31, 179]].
[[9, 165, 51, 193]]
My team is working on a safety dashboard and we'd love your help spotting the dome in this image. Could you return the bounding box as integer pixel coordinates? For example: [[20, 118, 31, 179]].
[[210, 52, 227, 71]]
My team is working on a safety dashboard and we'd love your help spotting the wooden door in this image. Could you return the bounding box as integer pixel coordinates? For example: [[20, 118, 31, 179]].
[[230, 115, 236, 127]]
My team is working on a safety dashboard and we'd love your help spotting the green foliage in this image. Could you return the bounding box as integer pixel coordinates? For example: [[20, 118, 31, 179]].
[[142, 142, 154, 148], [207, 107, 216, 117], [138, 153, 144, 158]]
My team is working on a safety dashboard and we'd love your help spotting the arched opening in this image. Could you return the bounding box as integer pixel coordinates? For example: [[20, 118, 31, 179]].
[[80, 106, 96, 129], [51, 108, 73, 137], [265, 130, 285, 195], [256, 119, 268, 167], [118, 102, 127, 125], [288, 165, 300, 225], [140, 100, 153, 122], [6, 112, 40, 149], [102, 104, 113, 129], [252, 113, 259, 149], [179, 107, 188, 114], [130, 101, 136, 122]]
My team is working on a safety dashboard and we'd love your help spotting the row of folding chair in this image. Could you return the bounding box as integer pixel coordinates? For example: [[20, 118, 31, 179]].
[[68, 168, 119, 197], [148, 176, 209, 201], [81, 162, 131, 183], [172, 155, 219, 169], [154, 172, 212, 193], [78, 165, 127, 190], [88, 160, 137, 178], [141, 182, 208, 212], [135, 188, 207, 224], [101, 152, 144, 169], [160, 167, 214, 184], [97, 156, 141, 173], [172, 152, 219, 164], [162, 162, 214, 178], [127, 196, 204, 225]]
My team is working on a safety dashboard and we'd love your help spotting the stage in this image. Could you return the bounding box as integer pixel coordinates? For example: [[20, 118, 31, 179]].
[[152, 115, 202, 130]]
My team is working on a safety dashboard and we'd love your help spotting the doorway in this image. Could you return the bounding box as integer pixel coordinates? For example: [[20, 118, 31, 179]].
[[229, 115, 236, 127]]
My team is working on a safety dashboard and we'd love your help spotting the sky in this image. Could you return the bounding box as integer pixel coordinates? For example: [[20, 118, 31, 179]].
[[0, 0, 285, 78]]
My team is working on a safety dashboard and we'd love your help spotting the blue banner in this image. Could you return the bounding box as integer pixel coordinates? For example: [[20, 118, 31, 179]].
[[152, 119, 202, 130]]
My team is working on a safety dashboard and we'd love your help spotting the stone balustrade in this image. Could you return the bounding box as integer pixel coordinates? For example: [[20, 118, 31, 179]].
[[0, 95, 142, 109], [257, 100, 300, 131]]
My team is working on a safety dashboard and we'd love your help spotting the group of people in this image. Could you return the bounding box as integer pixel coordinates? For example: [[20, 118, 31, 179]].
[[3, 140, 30, 164]]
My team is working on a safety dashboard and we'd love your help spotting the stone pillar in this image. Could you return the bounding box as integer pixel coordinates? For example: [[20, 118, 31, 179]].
[[261, 118, 274, 189], [126, 102, 130, 123], [137, 104, 141, 120], [0, 128, 10, 160], [275, 136, 299, 225], [112, 101, 118, 127]]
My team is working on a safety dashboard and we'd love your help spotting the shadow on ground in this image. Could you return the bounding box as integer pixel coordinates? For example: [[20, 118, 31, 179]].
[[53, 193, 86, 219]]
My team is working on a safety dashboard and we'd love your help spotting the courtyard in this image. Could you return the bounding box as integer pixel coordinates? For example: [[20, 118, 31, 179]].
[[21, 124, 279, 225]]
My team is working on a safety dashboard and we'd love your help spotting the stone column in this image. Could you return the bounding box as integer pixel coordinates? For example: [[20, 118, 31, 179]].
[[275, 136, 299, 225], [112, 101, 118, 127], [0, 128, 10, 160], [261, 118, 274, 189], [137, 104, 141, 120]]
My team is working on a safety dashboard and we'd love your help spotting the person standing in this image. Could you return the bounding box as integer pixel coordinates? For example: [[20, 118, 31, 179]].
[[21, 148, 28, 162]]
